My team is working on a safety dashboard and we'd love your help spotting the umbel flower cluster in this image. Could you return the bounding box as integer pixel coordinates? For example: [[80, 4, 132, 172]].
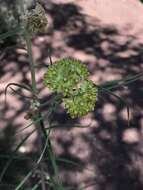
[[24, 3, 48, 34], [44, 59, 98, 118]]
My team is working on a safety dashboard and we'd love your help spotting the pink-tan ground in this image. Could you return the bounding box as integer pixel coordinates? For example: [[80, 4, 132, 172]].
[[0, 0, 143, 189]]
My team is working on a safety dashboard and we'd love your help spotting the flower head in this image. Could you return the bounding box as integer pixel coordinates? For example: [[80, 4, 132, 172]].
[[63, 80, 98, 118], [44, 58, 89, 96], [24, 3, 48, 34], [44, 58, 98, 118]]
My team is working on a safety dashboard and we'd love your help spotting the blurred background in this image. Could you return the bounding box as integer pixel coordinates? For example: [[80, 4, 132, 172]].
[[0, 0, 143, 189]]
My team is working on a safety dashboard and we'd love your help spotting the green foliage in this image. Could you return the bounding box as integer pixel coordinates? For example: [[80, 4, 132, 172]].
[[0, 27, 22, 41]]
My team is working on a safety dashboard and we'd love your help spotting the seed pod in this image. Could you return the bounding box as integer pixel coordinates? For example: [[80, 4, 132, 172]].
[[24, 3, 48, 35]]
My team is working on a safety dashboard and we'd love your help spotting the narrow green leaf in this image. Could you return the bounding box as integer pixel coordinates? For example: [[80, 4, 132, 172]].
[[31, 181, 41, 190], [55, 157, 95, 173], [15, 170, 33, 190], [25, 181, 41, 190], [0, 154, 31, 160], [16, 109, 54, 135], [0, 27, 22, 41], [14, 136, 49, 190], [101, 87, 130, 126], [100, 71, 143, 90], [4, 82, 31, 106], [0, 129, 36, 183]]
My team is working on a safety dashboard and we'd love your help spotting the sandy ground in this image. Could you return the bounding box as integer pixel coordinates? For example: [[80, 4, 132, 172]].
[[0, 0, 143, 189]]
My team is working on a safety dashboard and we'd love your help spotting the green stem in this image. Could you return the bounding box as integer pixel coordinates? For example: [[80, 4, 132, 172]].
[[25, 32, 37, 96], [39, 113, 64, 190], [19, 2, 63, 189], [24, 20, 47, 190], [24, 22, 64, 190]]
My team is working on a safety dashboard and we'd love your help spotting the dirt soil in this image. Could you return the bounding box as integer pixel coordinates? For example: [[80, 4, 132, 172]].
[[0, 0, 143, 189]]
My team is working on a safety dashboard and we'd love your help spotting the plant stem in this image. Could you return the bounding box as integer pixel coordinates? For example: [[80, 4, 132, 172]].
[[25, 32, 37, 96], [20, 1, 63, 189], [15, 1, 64, 189], [24, 26, 47, 190]]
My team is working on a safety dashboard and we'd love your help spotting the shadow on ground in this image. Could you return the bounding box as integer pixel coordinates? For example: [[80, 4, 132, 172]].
[[0, 1, 143, 189]]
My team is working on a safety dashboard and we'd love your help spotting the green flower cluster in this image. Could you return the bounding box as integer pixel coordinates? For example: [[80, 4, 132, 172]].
[[44, 58, 98, 118], [63, 80, 98, 118], [44, 58, 89, 96], [24, 3, 48, 34]]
